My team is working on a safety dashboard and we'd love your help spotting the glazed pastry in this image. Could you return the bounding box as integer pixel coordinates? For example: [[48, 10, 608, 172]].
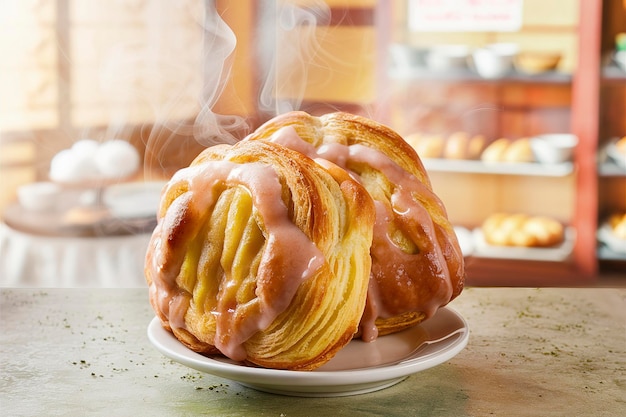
[[482, 213, 564, 247], [145, 140, 376, 370], [244, 111, 465, 341]]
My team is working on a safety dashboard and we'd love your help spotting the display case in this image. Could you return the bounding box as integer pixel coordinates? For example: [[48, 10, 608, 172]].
[[381, 0, 624, 285]]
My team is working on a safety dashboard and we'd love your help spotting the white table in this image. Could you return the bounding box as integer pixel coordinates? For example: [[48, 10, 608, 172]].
[[0, 223, 150, 287]]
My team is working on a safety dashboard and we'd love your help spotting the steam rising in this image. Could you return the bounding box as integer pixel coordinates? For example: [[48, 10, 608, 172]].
[[258, 0, 331, 115], [194, 1, 244, 145], [92, 1, 342, 177]]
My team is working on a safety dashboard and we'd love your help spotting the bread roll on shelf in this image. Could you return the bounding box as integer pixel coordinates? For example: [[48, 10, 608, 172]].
[[407, 131, 486, 161], [481, 213, 565, 247], [481, 138, 510, 162]]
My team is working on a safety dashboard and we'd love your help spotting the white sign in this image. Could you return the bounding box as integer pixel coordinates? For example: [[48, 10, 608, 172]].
[[408, 0, 524, 32]]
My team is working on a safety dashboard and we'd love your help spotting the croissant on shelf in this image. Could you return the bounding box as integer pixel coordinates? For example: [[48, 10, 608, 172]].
[[145, 111, 465, 370]]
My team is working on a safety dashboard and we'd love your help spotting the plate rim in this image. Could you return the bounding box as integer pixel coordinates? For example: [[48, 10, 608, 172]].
[[147, 306, 469, 393]]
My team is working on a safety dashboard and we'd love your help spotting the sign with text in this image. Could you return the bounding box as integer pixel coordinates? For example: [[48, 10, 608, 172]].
[[408, 0, 524, 32]]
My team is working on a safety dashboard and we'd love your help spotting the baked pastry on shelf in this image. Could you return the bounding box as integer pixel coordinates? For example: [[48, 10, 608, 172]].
[[481, 213, 565, 247], [481, 138, 535, 163], [406, 131, 485, 160], [406, 133, 445, 159]]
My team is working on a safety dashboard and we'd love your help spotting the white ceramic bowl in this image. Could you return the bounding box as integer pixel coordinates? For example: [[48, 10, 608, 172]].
[[530, 134, 578, 164], [17, 182, 61, 212], [471, 43, 519, 79]]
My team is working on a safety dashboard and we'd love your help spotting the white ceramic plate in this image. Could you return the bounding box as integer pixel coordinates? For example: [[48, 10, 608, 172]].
[[103, 181, 166, 218], [472, 227, 576, 261], [147, 307, 469, 397]]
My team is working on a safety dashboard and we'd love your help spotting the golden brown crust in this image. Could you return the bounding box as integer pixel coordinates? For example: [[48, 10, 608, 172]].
[[245, 111, 465, 338], [482, 213, 565, 247], [481, 138, 510, 162], [145, 139, 375, 370]]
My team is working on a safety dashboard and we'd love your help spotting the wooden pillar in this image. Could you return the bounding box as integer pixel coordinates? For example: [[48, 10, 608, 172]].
[[571, 0, 603, 279]]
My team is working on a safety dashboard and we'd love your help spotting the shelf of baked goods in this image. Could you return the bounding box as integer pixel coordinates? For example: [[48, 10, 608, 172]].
[[388, 43, 571, 85], [406, 131, 577, 177]]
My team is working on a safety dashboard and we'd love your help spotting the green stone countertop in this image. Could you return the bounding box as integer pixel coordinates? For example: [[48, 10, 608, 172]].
[[1, 287, 624, 416]]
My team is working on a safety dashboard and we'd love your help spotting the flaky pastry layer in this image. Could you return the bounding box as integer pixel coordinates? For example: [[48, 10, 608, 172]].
[[145, 140, 375, 370], [244, 111, 465, 340]]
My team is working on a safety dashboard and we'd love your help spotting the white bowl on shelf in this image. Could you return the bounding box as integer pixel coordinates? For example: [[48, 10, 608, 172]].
[[530, 134, 578, 164], [17, 182, 61, 212], [471, 43, 518, 79]]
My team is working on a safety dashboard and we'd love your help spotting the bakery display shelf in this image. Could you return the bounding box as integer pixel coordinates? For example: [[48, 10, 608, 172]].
[[389, 68, 572, 84], [421, 158, 574, 177], [471, 227, 576, 262]]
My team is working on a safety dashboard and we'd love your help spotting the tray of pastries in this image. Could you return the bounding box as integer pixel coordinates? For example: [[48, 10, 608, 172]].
[[472, 212, 575, 261]]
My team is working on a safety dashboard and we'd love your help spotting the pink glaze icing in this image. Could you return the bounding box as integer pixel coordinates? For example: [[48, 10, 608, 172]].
[[267, 126, 454, 342], [147, 160, 324, 361]]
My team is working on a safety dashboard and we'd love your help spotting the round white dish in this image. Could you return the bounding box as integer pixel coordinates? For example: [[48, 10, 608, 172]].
[[530, 133, 578, 164], [147, 307, 469, 397], [103, 181, 166, 218], [17, 182, 61, 212]]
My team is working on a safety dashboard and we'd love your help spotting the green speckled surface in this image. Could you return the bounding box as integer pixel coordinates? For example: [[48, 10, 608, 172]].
[[1, 287, 624, 416]]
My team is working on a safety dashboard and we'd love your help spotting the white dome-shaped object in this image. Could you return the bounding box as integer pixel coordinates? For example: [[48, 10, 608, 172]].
[[49, 149, 99, 182], [72, 139, 100, 156], [94, 140, 140, 178]]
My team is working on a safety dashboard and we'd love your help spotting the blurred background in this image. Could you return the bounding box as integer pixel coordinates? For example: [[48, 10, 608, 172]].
[[0, 0, 624, 287]]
